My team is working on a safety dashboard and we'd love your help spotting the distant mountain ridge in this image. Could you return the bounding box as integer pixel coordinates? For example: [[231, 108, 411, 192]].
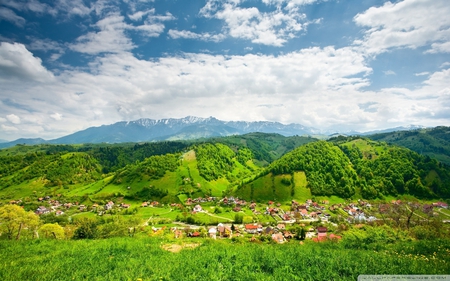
[[0, 116, 318, 148], [0, 116, 431, 149]]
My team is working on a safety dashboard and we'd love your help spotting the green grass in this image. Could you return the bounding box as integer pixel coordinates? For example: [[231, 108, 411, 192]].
[[341, 139, 387, 160], [252, 173, 276, 201], [2, 238, 446, 280], [292, 171, 311, 201], [0, 178, 47, 200], [273, 174, 293, 201]]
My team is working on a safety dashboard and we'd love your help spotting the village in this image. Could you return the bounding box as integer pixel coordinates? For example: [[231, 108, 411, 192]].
[[6, 193, 449, 244]]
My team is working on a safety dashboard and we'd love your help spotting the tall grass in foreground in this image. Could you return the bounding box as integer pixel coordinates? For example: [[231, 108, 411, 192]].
[[0, 238, 449, 281]]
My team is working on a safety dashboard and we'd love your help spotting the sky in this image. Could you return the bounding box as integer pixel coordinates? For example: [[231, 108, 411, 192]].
[[0, 0, 449, 141]]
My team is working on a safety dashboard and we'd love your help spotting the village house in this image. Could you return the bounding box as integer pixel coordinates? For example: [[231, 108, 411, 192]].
[[433, 202, 449, 209], [208, 227, 217, 239], [193, 204, 203, 212], [317, 227, 327, 238], [272, 233, 286, 244], [263, 227, 274, 235], [188, 231, 201, 237], [105, 201, 114, 210], [35, 206, 50, 215], [55, 210, 64, 216], [245, 224, 259, 234], [283, 230, 294, 239], [217, 223, 232, 238]]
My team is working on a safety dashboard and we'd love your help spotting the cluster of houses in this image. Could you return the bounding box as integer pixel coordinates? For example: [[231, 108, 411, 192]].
[[288, 199, 331, 222], [167, 222, 341, 244], [141, 201, 160, 208], [185, 197, 217, 205]]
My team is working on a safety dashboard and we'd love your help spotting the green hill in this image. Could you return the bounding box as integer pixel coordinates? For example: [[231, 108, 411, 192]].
[[367, 126, 450, 165], [0, 134, 449, 204], [235, 138, 450, 201]]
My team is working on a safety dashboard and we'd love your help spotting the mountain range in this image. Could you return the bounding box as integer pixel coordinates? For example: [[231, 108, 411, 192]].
[[0, 116, 426, 149]]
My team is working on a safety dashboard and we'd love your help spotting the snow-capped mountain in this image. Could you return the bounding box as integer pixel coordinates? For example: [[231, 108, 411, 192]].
[[0, 117, 429, 148], [43, 116, 317, 144]]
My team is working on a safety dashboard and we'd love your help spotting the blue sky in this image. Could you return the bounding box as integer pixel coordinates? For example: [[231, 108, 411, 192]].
[[0, 0, 449, 140]]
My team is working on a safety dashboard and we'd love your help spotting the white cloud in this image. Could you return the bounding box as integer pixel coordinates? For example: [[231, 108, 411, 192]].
[[129, 9, 155, 21], [0, 7, 26, 27], [50, 113, 63, 121], [1, 43, 375, 139], [383, 70, 396, 76], [354, 0, 450, 55], [199, 0, 317, 46], [0, 42, 54, 82], [70, 11, 173, 54], [168, 30, 226, 42], [1, 124, 18, 132], [426, 42, 450, 54], [415, 72, 429, 76], [6, 114, 20, 124], [69, 14, 135, 54]]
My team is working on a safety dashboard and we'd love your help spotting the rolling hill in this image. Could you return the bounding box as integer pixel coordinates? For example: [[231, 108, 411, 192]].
[[367, 126, 450, 165], [0, 134, 449, 206]]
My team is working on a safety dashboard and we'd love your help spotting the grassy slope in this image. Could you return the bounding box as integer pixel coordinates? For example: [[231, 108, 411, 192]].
[[0, 238, 448, 281]]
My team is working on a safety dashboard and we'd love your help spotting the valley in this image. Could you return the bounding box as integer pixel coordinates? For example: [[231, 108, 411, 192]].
[[1, 130, 449, 279]]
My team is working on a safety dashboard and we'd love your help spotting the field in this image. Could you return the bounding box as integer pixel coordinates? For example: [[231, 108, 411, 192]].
[[0, 237, 449, 281]]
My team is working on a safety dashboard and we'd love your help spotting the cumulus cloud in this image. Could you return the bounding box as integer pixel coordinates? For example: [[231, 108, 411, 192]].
[[69, 14, 135, 54], [0, 42, 54, 82], [199, 0, 318, 46], [70, 11, 174, 54], [354, 0, 450, 55], [1, 42, 373, 138], [6, 114, 20, 124]]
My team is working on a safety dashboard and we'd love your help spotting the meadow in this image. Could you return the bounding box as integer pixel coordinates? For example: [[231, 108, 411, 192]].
[[0, 237, 448, 281]]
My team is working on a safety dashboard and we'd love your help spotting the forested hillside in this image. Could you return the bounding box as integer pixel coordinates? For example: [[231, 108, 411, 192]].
[[367, 126, 450, 165], [0, 134, 449, 204]]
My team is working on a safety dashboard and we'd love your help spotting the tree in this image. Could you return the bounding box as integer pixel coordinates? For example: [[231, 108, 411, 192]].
[[73, 217, 98, 239], [0, 205, 40, 240], [234, 214, 243, 224], [39, 223, 65, 239]]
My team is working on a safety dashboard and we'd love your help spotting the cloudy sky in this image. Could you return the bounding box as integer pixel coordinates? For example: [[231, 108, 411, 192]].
[[0, 0, 449, 140]]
